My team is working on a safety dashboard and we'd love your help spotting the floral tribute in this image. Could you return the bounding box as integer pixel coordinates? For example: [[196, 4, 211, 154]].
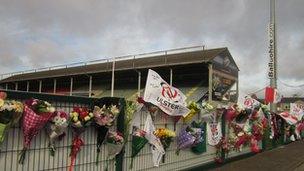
[[46, 111, 69, 156], [69, 107, 93, 171], [176, 126, 202, 154], [130, 127, 148, 169], [93, 104, 120, 164], [19, 98, 55, 164], [105, 131, 124, 170], [154, 128, 176, 151], [0, 92, 23, 148]]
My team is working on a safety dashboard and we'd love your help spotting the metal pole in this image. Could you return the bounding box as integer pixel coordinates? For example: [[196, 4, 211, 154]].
[[111, 58, 115, 97], [269, 0, 277, 112], [53, 79, 57, 94], [26, 81, 29, 92], [39, 80, 42, 93], [5, 83, 8, 90], [208, 63, 213, 102], [70, 77, 73, 96], [15, 82, 18, 91], [89, 76, 92, 97], [170, 68, 173, 86], [138, 71, 141, 97]]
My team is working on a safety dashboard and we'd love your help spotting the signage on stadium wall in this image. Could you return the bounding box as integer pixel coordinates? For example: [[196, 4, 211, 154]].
[[212, 71, 236, 101], [212, 54, 238, 77], [268, 23, 275, 79]]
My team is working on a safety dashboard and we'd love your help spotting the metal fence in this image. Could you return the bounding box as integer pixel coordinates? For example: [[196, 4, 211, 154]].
[[0, 90, 265, 171]]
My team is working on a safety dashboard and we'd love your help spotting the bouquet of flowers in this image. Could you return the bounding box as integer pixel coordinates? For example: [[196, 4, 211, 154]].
[[69, 107, 93, 171], [191, 121, 207, 154], [46, 111, 69, 156], [19, 98, 55, 164], [214, 137, 229, 163], [130, 127, 148, 169], [93, 105, 119, 127], [154, 128, 176, 151], [93, 104, 120, 164], [183, 102, 200, 123], [0, 93, 23, 148], [105, 131, 124, 170], [176, 127, 197, 155]]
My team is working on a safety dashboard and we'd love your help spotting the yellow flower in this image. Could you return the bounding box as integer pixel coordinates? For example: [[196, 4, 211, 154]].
[[0, 99, 4, 108], [84, 116, 91, 121]]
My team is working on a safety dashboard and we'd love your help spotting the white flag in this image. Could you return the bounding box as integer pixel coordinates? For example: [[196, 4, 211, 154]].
[[144, 114, 165, 167], [290, 103, 304, 121], [143, 69, 190, 117]]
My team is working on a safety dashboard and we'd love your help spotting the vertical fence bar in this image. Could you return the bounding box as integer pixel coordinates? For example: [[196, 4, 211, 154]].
[[115, 98, 125, 171]]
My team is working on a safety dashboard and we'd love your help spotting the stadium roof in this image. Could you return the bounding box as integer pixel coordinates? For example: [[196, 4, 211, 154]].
[[0, 46, 238, 83]]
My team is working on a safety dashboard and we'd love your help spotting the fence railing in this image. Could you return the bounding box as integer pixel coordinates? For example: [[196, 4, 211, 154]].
[[0, 90, 286, 171]]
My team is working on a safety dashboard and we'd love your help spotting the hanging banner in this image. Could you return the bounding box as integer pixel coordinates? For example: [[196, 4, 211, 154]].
[[243, 96, 260, 109], [143, 69, 190, 117], [290, 103, 304, 120], [207, 122, 222, 146], [278, 111, 298, 125]]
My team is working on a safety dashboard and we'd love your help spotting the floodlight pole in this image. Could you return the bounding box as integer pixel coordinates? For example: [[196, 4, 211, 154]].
[[269, 0, 277, 112]]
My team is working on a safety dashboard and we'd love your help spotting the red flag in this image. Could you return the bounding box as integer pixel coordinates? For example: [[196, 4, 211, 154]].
[[265, 86, 277, 104]]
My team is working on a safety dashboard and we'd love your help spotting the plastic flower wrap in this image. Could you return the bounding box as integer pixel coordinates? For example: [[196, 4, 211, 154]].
[[0, 93, 23, 148], [176, 126, 196, 154], [183, 101, 200, 122], [46, 111, 69, 156], [105, 131, 124, 170], [201, 101, 215, 113], [69, 107, 93, 171], [19, 99, 55, 164], [154, 128, 176, 151], [130, 127, 148, 169], [93, 104, 120, 164], [191, 121, 207, 154]]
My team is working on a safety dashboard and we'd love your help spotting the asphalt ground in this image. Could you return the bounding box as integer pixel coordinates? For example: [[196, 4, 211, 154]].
[[210, 140, 304, 171]]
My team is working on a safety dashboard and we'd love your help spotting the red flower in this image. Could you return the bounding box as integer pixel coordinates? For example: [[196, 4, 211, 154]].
[[214, 157, 223, 164], [59, 112, 68, 119], [79, 111, 88, 119], [137, 97, 145, 104]]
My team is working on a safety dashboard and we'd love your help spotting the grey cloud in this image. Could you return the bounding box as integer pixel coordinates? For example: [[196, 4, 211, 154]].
[[0, 0, 303, 96]]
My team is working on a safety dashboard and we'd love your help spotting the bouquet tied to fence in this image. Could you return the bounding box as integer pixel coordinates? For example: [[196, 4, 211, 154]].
[[130, 127, 148, 168], [69, 107, 94, 171], [46, 111, 69, 156], [93, 104, 120, 164], [154, 128, 176, 151], [19, 98, 55, 164], [0, 93, 23, 148], [105, 131, 124, 170]]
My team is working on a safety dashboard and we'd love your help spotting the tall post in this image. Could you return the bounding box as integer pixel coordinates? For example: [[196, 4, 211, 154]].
[[26, 81, 30, 92], [269, 0, 277, 112], [137, 71, 141, 97], [53, 79, 57, 94], [89, 76, 92, 97], [5, 83, 8, 90], [208, 63, 213, 102], [70, 77, 73, 96], [170, 68, 173, 86], [39, 80, 42, 93], [111, 58, 115, 97]]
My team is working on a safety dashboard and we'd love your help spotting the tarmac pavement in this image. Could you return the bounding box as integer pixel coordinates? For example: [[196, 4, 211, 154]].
[[210, 140, 304, 171]]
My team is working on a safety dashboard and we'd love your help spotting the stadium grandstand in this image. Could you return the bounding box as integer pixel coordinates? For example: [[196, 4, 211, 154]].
[[0, 46, 239, 102]]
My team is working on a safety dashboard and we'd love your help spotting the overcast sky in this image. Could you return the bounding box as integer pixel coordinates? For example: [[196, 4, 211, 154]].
[[0, 0, 303, 97]]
